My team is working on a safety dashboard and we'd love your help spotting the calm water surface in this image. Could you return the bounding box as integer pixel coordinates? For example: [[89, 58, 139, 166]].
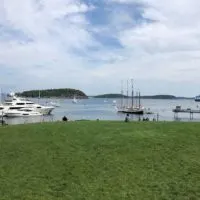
[[4, 98, 200, 125]]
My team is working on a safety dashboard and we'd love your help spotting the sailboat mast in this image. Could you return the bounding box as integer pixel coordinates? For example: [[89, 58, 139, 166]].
[[131, 79, 134, 108], [38, 90, 41, 104], [127, 80, 129, 107], [136, 91, 138, 108], [139, 91, 141, 108], [0, 88, 2, 103], [121, 80, 124, 108]]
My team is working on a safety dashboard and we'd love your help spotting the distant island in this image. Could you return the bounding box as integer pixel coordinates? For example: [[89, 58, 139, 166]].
[[94, 94, 127, 98], [17, 88, 88, 99], [93, 94, 193, 99]]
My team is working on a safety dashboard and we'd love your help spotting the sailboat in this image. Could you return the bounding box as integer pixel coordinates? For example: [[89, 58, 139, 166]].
[[117, 79, 144, 115], [72, 95, 78, 104]]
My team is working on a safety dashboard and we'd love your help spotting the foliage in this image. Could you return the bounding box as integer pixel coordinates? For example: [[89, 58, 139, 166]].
[[16, 88, 87, 98], [94, 94, 177, 99], [94, 94, 127, 98]]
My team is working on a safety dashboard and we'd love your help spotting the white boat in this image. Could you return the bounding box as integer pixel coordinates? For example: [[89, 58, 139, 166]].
[[112, 100, 117, 106], [49, 101, 60, 107], [72, 96, 78, 104], [34, 105, 54, 115], [5, 108, 42, 117], [3, 93, 54, 115]]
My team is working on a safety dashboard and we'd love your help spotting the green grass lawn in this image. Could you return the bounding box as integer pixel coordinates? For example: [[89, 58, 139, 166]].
[[0, 121, 200, 200]]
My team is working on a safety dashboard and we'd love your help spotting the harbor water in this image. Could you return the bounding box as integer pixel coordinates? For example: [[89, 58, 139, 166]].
[[2, 98, 200, 125]]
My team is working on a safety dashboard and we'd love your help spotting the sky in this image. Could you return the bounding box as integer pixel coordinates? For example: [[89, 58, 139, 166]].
[[0, 0, 200, 96]]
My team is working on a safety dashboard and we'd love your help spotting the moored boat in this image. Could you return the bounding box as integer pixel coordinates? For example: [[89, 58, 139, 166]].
[[195, 95, 200, 102], [117, 79, 145, 115], [117, 106, 144, 115], [3, 93, 54, 115], [49, 101, 60, 107], [5, 108, 42, 117]]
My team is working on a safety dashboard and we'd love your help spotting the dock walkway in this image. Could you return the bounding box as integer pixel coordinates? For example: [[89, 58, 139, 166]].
[[173, 106, 200, 120]]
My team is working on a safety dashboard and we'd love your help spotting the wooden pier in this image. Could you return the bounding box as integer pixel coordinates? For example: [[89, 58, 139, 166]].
[[173, 106, 200, 120]]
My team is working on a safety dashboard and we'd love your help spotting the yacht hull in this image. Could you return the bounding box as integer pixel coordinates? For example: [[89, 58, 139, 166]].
[[36, 107, 54, 115], [117, 107, 144, 115], [5, 112, 42, 117]]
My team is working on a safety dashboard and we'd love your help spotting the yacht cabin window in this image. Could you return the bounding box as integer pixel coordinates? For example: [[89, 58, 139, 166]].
[[16, 103, 25, 105], [5, 103, 12, 105], [10, 107, 24, 110]]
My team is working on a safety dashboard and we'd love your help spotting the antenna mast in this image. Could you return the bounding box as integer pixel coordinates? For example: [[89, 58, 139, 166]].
[[121, 80, 124, 108], [139, 91, 141, 108], [131, 79, 134, 108], [0, 88, 2, 103], [127, 80, 129, 107]]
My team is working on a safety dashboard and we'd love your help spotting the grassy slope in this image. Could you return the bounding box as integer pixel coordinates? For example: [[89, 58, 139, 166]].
[[0, 122, 200, 200]]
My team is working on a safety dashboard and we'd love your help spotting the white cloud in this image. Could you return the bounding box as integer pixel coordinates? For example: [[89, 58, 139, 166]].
[[1, 0, 200, 96], [99, 0, 200, 96], [0, 0, 100, 91]]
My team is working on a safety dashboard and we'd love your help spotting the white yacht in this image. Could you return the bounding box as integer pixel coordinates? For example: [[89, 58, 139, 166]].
[[3, 93, 54, 115], [5, 108, 42, 117]]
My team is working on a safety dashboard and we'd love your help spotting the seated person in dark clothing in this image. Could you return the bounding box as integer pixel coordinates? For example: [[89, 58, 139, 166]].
[[62, 116, 68, 122], [125, 114, 130, 122]]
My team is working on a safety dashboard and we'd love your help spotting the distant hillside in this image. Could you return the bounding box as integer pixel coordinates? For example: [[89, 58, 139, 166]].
[[94, 94, 190, 99], [94, 94, 127, 98], [17, 88, 88, 99], [141, 95, 176, 99]]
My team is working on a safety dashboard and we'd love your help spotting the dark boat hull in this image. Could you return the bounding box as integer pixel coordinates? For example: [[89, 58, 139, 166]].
[[118, 110, 144, 115]]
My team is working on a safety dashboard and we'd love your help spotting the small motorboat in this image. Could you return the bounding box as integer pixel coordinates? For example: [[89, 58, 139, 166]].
[[112, 100, 117, 106], [49, 101, 60, 107], [144, 108, 154, 114]]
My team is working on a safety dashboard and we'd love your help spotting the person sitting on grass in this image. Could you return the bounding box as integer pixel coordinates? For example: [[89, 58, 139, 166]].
[[125, 114, 130, 122], [62, 116, 68, 122]]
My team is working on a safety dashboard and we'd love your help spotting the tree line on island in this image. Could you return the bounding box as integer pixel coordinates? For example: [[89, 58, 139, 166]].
[[17, 88, 88, 99], [16, 89, 193, 100], [93, 94, 192, 99]]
